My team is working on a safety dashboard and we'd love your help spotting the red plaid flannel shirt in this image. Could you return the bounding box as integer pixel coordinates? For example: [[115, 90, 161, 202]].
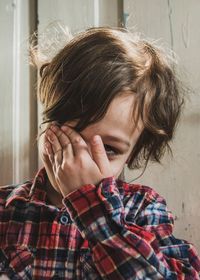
[[0, 167, 200, 279]]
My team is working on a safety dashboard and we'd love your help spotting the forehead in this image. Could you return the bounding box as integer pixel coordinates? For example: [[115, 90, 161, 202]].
[[87, 93, 142, 143]]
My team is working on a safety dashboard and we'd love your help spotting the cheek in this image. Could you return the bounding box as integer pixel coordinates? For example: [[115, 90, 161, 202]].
[[109, 157, 127, 178]]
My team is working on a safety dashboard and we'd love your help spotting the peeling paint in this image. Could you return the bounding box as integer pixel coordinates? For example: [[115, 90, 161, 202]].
[[123, 12, 130, 28], [5, 1, 15, 12], [181, 202, 185, 212], [124, 0, 200, 256], [181, 13, 190, 48], [167, 0, 174, 54]]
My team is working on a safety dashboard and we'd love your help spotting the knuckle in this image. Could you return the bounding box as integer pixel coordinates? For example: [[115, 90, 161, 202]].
[[54, 149, 60, 156], [63, 141, 70, 148], [62, 160, 71, 169], [56, 131, 63, 138], [49, 136, 54, 142], [73, 137, 81, 144], [93, 146, 103, 154], [77, 154, 85, 167]]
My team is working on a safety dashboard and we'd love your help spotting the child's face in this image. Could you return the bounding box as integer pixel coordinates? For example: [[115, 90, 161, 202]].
[[39, 93, 143, 195], [74, 93, 143, 178]]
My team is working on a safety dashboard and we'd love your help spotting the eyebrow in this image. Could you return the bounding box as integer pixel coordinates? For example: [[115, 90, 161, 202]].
[[103, 135, 131, 148]]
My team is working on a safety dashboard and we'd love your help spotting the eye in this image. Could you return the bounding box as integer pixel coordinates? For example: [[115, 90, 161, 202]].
[[104, 144, 120, 157]]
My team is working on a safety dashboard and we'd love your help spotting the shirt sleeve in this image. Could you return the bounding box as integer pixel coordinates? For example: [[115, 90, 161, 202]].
[[63, 176, 200, 280]]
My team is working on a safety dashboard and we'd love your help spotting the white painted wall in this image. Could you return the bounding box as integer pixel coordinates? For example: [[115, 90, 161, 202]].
[[0, 0, 14, 184], [38, 0, 122, 34], [124, 0, 200, 253], [0, 0, 37, 185]]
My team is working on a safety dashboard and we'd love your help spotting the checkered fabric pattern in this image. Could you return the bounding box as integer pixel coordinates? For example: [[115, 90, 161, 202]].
[[0, 167, 199, 279]]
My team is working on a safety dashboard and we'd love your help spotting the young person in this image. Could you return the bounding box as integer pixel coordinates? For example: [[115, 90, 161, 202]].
[[0, 27, 200, 279]]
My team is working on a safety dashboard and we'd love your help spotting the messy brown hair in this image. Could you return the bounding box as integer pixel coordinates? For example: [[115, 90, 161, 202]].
[[32, 27, 184, 170]]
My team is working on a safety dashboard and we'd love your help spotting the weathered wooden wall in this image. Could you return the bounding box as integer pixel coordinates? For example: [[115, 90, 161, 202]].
[[124, 0, 200, 254], [0, 0, 37, 185]]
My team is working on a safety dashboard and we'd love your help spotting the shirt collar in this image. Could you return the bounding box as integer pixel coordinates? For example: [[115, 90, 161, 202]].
[[5, 167, 48, 208], [5, 168, 138, 208]]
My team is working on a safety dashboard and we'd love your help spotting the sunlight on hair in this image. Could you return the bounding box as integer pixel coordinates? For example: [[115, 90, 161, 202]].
[[30, 21, 73, 68]]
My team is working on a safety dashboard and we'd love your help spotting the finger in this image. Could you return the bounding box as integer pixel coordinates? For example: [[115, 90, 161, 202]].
[[61, 125, 88, 157], [50, 125, 74, 160], [50, 125, 73, 152], [44, 140, 57, 177], [40, 132, 49, 158], [90, 135, 112, 176], [39, 131, 54, 166], [46, 128, 63, 167], [44, 138, 56, 172]]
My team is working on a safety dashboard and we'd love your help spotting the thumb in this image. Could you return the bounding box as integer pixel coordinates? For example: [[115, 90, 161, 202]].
[[90, 135, 112, 176]]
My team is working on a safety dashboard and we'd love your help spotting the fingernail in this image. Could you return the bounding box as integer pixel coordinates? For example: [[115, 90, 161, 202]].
[[46, 128, 51, 135], [92, 135, 100, 144], [50, 125, 58, 132]]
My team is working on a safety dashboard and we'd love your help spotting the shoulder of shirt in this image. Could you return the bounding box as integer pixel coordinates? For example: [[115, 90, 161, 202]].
[[0, 184, 18, 203], [118, 179, 167, 206], [0, 181, 32, 207]]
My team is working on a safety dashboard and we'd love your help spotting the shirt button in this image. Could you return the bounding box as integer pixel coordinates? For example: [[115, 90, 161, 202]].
[[32, 247, 37, 254], [60, 214, 69, 225], [28, 246, 37, 254], [102, 190, 111, 198]]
